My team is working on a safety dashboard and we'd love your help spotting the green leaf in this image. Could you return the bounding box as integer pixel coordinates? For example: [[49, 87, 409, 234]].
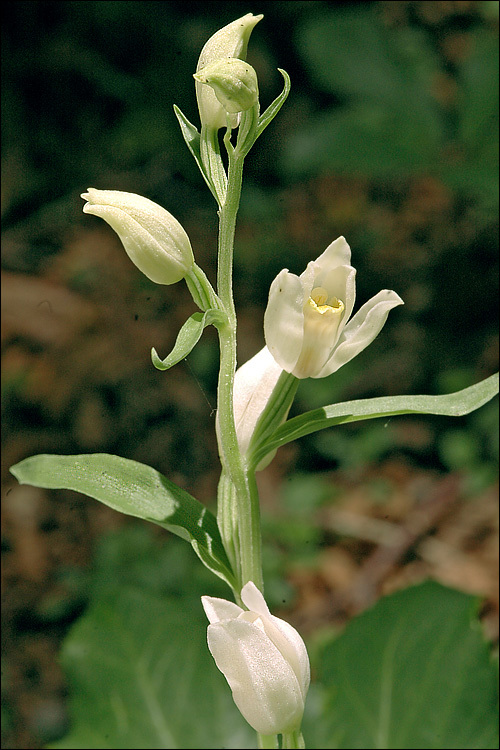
[[256, 68, 291, 139], [10, 453, 236, 589], [151, 309, 226, 371], [173, 104, 220, 203], [251, 373, 499, 467], [48, 588, 255, 749], [304, 581, 498, 749]]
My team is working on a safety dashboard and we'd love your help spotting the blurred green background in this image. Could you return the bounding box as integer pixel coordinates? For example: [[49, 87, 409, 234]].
[[1, 2, 498, 748]]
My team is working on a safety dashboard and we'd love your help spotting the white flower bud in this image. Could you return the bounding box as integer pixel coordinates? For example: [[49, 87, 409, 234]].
[[81, 188, 194, 285], [202, 582, 310, 736], [194, 58, 259, 114], [195, 13, 263, 130]]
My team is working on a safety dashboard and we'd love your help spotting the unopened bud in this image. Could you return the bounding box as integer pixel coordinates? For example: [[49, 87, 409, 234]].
[[194, 58, 258, 114], [81, 189, 194, 285], [195, 13, 262, 129]]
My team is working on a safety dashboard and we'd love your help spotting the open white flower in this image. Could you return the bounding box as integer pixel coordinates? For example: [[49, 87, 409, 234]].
[[202, 582, 310, 736], [264, 236, 403, 378], [81, 188, 194, 285]]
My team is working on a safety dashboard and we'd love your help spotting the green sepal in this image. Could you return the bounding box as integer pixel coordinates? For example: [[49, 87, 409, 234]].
[[151, 308, 227, 371], [10, 453, 236, 589], [256, 68, 291, 139], [252, 373, 499, 467]]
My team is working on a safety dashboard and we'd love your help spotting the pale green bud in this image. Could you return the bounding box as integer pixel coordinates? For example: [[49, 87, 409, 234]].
[[81, 188, 194, 285], [195, 13, 263, 129], [194, 58, 259, 114]]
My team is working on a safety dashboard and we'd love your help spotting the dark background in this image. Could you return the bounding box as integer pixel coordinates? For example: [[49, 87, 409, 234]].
[[2, 2, 498, 748]]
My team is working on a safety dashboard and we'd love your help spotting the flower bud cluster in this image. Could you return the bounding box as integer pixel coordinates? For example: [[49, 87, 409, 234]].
[[195, 13, 262, 129]]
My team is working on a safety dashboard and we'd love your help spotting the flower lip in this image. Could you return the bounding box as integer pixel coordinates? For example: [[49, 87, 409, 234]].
[[309, 287, 345, 316]]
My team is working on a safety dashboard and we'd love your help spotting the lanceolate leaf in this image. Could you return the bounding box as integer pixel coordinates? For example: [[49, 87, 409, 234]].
[[256, 68, 291, 139], [173, 104, 220, 204], [151, 309, 226, 371], [10, 453, 236, 589], [251, 373, 498, 468]]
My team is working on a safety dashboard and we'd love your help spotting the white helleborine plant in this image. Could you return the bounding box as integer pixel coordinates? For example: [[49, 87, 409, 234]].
[[202, 582, 310, 736], [8, 11, 500, 750], [264, 236, 404, 378], [81, 188, 194, 285], [195, 12, 263, 130]]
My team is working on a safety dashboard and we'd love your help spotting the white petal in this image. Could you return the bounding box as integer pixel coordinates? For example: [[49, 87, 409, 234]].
[[240, 581, 270, 616], [310, 236, 352, 274], [297, 260, 317, 298], [241, 585, 310, 699], [201, 595, 242, 624], [264, 269, 305, 372], [207, 619, 304, 735], [292, 298, 345, 378], [317, 289, 404, 377], [266, 615, 310, 699], [233, 347, 283, 455], [319, 264, 357, 322], [81, 189, 193, 284]]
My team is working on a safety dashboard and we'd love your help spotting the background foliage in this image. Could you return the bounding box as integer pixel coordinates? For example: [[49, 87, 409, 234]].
[[2, 2, 498, 748]]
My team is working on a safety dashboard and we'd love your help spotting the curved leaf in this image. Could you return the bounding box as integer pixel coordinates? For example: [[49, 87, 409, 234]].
[[10, 453, 236, 589], [256, 68, 291, 139], [251, 373, 499, 467], [152, 308, 226, 371], [173, 104, 220, 204]]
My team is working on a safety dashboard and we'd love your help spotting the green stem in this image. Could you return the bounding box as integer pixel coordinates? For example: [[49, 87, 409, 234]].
[[258, 733, 279, 749], [282, 730, 305, 749], [215, 146, 263, 592], [217, 152, 243, 317]]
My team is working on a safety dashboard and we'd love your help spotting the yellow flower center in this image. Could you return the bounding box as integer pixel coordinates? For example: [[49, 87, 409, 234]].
[[294, 288, 345, 378], [309, 287, 345, 316]]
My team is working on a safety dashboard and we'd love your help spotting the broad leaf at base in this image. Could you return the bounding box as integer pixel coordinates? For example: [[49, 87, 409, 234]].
[[10, 453, 236, 590], [47, 588, 255, 749], [303, 581, 498, 749]]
